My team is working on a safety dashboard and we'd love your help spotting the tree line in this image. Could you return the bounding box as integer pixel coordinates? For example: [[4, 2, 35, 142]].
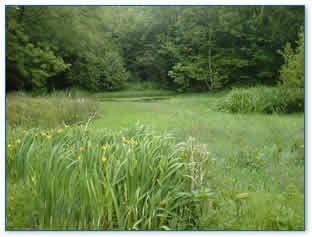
[[6, 6, 304, 93]]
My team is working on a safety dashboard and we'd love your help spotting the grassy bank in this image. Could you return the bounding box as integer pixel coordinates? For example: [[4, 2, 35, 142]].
[[6, 91, 304, 230]]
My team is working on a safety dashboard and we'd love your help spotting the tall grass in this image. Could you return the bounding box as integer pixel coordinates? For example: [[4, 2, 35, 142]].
[[6, 124, 213, 230], [217, 86, 288, 114], [6, 93, 99, 129], [6, 124, 304, 230]]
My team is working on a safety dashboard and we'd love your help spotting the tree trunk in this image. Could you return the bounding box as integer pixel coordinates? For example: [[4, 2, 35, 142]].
[[208, 27, 213, 90]]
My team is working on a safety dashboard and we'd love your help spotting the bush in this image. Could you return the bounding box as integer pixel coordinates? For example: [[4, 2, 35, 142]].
[[279, 27, 304, 89], [278, 27, 304, 112], [217, 87, 288, 114], [284, 88, 304, 113]]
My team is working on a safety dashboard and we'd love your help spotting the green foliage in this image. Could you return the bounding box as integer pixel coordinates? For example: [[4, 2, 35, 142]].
[[67, 51, 129, 92], [168, 60, 226, 91], [279, 27, 304, 112], [217, 87, 288, 113], [6, 6, 129, 93], [279, 28, 304, 88], [6, 18, 70, 92], [155, 6, 304, 90], [6, 6, 304, 93]]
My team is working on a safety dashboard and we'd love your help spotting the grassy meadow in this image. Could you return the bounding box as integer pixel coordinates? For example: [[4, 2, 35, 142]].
[[6, 89, 304, 230]]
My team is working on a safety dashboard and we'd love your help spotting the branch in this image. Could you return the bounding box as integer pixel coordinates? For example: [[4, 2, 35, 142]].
[[84, 112, 97, 132]]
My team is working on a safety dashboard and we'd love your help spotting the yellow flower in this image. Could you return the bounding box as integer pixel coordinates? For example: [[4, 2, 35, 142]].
[[101, 145, 107, 150], [16, 139, 21, 144], [122, 138, 129, 144], [78, 156, 82, 161], [101, 157, 107, 163], [135, 141, 139, 145], [80, 147, 85, 152], [8, 144, 12, 148], [57, 129, 63, 134], [47, 136, 52, 139], [41, 132, 47, 137]]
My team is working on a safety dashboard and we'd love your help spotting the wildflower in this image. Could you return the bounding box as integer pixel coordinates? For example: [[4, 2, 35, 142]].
[[101, 157, 107, 163], [78, 156, 82, 161], [47, 136, 52, 139], [8, 144, 12, 149], [57, 129, 63, 134], [123, 138, 129, 144], [80, 147, 85, 152], [101, 145, 107, 151], [16, 139, 21, 144], [135, 141, 139, 145], [41, 132, 47, 137]]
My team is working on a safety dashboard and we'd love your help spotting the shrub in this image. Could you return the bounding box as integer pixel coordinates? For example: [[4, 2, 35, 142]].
[[284, 88, 304, 113], [217, 86, 288, 114], [279, 27, 304, 89], [278, 27, 304, 112]]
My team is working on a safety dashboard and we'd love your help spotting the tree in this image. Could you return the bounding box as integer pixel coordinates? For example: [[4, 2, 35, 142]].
[[279, 27, 304, 88], [6, 7, 71, 93]]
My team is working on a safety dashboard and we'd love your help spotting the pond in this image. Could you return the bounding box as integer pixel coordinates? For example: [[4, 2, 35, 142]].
[[101, 97, 172, 103]]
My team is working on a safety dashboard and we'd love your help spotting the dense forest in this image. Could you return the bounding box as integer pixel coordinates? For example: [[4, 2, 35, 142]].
[[6, 6, 304, 93]]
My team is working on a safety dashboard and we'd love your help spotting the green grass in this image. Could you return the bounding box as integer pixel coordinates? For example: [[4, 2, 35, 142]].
[[92, 93, 304, 156], [6, 90, 304, 230]]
